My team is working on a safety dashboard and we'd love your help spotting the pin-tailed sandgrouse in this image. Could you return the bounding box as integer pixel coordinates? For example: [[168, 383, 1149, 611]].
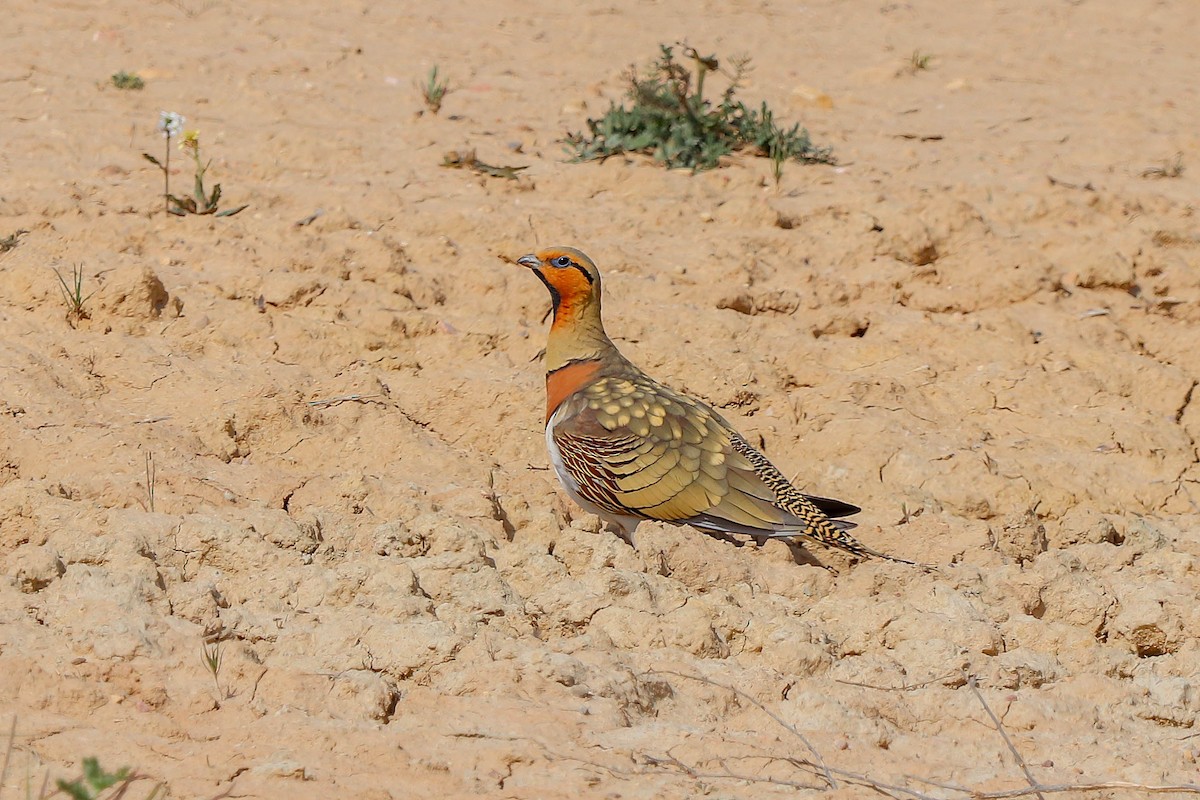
[[517, 246, 907, 563]]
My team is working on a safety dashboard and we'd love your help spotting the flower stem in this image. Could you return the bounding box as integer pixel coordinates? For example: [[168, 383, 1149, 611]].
[[163, 135, 171, 215]]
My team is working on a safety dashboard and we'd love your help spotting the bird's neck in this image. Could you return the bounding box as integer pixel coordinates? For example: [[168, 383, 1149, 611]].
[[544, 295, 619, 373]]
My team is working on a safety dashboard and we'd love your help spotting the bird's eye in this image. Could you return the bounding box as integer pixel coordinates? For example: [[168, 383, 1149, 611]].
[[552, 256, 572, 268]]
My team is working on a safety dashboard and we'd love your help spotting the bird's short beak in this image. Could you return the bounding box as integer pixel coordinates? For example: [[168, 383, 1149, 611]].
[[516, 254, 540, 270]]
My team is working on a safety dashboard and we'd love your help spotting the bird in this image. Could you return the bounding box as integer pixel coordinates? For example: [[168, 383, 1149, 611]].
[[514, 245, 910, 564]]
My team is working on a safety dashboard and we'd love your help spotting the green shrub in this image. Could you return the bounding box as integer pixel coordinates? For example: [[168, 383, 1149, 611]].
[[566, 44, 833, 175]]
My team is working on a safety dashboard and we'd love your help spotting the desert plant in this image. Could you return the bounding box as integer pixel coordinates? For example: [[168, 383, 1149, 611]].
[[2, 720, 162, 800], [418, 65, 450, 114], [909, 50, 933, 71], [54, 264, 94, 325], [55, 758, 130, 800], [110, 71, 144, 90], [566, 44, 833, 174], [143, 119, 247, 217], [201, 638, 228, 699], [142, 111, 183, 215]]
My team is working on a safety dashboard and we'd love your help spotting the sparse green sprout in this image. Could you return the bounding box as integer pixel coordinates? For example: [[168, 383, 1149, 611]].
[[143, 122, 248, 217], [418, 65, 450, 114], [56, 757, 130, 800], [202, 638, 227, 698], [1142, 152, 1184, 179], [110, 71, 145, 90], [54, 263, 94, 325], [566, 44, 833, 175], [909, 50, 933, 71], [0, 229, 28, 253], [769, 137, 787, 186]]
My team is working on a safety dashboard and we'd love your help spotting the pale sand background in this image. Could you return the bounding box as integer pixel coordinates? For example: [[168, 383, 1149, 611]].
[[2, 0, 1199, 797]]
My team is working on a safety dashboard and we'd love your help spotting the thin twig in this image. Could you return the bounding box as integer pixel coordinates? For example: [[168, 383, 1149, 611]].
[[976, 782, 1200, 799], [1, 715, 15, 799], [294, 209, 325, 227], [826, 765, 944, 799], [648, 669, 837, 790], [163, 134, 171, 216], [637, 753, 940, 800], [144, 451, 156, 513], [861, 770, 1200, 799], [969, 676, 1045, 800], [571, 739, 1200, 800], [1047, 175, 1095, 192], [306, 393, 385, 408], [642, 753, 826, 792], [834, 670, 960, 692]]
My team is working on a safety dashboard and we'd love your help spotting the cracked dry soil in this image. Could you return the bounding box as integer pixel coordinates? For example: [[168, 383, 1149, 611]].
[[2, 0, 1200, 798]]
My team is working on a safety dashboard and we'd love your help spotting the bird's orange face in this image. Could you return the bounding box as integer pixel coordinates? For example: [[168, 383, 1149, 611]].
[[517, 247, 601, 328]]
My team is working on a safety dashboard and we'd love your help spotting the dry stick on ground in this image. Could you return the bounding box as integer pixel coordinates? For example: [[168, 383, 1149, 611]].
[[977, 784, 1200, 799], [1047, 174, 1096, 191], [306, 393, 386, 408], [834, 670, 961, 692], [1, 715, 15, 797], [968, 676, 1045, 800], [635, 671, 1200, 800], [575, 739, 1200, 800], [648, 669, 837, 789], [144, 451, 156, 513], [572, 751, 933, 800], [641, 751, 827, 793]]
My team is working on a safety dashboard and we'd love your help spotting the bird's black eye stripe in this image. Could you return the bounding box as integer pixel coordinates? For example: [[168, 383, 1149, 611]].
[[548, 254, 595, 284]]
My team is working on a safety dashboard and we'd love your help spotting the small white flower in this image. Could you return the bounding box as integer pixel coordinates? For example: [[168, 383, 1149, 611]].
[[156, 111, 185, 138]]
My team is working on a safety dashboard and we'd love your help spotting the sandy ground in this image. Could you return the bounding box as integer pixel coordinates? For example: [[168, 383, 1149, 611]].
[[2, 0, 1200, 797]]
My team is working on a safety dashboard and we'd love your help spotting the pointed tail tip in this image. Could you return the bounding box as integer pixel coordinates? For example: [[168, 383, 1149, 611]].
[[854, 545, 940, 571]]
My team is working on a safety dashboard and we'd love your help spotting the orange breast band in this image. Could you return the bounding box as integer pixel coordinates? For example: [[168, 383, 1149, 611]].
[[545, 360, 602, 424]]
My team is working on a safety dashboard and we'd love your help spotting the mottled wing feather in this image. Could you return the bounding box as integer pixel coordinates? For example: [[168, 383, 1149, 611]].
[[550, 371, 914, 563], [551, 374, 805, 532]]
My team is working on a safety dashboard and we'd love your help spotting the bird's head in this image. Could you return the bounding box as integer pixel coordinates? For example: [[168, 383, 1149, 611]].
[[516, 246, 603, 326]]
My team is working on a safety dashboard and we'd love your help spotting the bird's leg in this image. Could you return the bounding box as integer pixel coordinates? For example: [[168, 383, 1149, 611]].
[[600, 516, 639, 549]]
